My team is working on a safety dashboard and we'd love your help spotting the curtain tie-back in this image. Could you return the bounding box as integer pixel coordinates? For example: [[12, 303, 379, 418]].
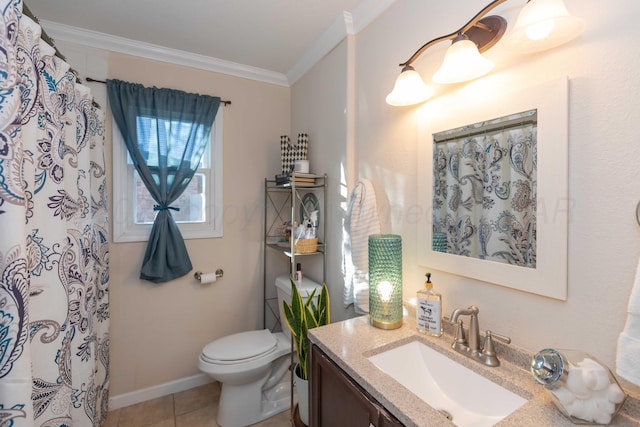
[[153, 204, 180, 212]]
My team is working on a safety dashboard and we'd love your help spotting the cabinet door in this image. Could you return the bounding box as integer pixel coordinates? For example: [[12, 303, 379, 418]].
[[379, 409, 405, 427], [310, 345, 403, 427]]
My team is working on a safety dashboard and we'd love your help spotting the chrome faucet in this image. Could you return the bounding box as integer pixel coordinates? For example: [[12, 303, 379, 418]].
[[449, 305, 511, 367]]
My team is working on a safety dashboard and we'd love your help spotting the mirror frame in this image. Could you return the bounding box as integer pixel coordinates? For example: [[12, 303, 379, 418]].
[[417, 77, 568, 300]]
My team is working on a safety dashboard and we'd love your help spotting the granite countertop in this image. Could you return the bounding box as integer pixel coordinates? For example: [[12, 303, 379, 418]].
[[308, 312, 640, 427]]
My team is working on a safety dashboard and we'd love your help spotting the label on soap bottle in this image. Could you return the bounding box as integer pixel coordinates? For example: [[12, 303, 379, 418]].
[[417, 297, 441, 335]]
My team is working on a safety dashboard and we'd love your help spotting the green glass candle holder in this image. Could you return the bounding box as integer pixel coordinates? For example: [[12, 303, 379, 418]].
[[368, 234, 403, 329]]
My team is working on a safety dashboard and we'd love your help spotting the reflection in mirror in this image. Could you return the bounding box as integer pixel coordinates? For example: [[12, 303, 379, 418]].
[[432, 110, 537, 268], [417, 77, 567, 300]]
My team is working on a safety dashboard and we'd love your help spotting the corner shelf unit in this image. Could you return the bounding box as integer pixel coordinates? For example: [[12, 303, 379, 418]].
[[263, 173, 327, 333]]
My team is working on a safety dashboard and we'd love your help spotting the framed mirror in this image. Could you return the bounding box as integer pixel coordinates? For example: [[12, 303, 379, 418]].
[[432, 108, 538, 267], [417, 77, 568, 300]]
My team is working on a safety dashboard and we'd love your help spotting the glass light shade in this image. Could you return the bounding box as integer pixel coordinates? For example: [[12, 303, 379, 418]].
[[432, 38, 494, 84], [368, 234, 403, 329], [385, 66, 434, 107], [503, 0, 585, 54]]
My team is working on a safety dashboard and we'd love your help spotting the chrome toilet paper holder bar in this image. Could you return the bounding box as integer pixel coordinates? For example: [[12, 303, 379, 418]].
[[194, 269, 224, 281]]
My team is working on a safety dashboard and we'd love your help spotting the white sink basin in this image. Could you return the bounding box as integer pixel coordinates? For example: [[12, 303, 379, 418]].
[[368, 341, 527, 427]]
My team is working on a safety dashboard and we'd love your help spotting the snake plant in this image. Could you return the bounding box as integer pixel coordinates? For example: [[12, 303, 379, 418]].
[[282, 279, 330, 380]]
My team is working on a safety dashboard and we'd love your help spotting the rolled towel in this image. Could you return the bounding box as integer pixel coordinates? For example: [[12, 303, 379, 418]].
[[573, 395, 608, 424], [552, 386, 576, 408], [566, 366, 591, 399], [566, 398, 590, 421], [607, 382, 626, 404], [579, 358, 610, 391], [565, 386, 620, 424], [593, 410, 613, 425], [593, 394, 615, 418]]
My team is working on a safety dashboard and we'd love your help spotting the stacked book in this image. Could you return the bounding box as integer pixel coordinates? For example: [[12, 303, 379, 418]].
[[275, 172, 315, 186], [275, 173, 290, 185]]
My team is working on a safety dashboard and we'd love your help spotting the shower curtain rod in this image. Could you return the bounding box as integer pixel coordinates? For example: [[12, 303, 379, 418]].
[[23, 3, 103, 108], [85, 77, 232, 106], [23, 4, 69, 65]]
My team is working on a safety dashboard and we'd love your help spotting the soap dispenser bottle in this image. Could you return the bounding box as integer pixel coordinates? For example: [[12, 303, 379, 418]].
[[417, 272, 442, 336]]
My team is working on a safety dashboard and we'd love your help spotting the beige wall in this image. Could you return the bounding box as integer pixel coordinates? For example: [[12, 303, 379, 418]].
[[58, 0, 640, 399], [104, 53, 290, 395], [291, 37, 355, 321], [292, 0, 640, 369]]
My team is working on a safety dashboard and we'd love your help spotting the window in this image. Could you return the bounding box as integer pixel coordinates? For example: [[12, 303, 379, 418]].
[[112, 110, 223, 242]]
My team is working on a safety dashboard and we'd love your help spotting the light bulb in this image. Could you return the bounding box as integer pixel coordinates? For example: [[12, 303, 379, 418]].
[[377, 280, 393, 302]]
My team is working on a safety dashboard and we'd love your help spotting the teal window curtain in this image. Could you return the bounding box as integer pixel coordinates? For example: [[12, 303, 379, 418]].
[[107, 79, 221, 283]]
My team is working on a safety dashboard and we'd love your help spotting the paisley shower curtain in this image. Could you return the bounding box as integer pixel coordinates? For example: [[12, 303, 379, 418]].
[[432, 110, 537, 268], [0, 2, 110, 426]]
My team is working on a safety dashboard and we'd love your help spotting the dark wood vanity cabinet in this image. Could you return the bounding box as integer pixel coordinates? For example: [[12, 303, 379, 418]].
[[310, 344, 404, 427]]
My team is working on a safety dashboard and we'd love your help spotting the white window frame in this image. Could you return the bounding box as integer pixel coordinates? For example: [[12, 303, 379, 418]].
[[112, 110, 223, 243]]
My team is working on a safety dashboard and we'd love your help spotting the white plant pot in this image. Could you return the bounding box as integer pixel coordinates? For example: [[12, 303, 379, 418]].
[[294, 365, 309, 426]]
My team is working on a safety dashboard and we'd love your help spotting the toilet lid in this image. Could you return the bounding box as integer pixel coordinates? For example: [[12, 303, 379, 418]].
[[202, 329, 277, 362]]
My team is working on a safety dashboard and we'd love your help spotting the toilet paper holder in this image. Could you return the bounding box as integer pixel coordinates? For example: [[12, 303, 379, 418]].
[[194, 269, 224, 281]]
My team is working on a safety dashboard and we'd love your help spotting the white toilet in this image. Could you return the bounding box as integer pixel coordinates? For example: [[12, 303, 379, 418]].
[[198, 274, 321, 427]]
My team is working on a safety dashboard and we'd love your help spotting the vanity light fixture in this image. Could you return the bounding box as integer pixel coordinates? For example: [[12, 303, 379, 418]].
[[385, 0, 584, 107]]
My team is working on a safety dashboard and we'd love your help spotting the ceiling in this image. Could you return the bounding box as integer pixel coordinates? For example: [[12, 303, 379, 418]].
[[25, 0, 392, 85]]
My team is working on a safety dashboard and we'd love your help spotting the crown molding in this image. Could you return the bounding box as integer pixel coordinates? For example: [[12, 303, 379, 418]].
[[351, 0, 396, 34], [40, 20, 290, 87], [40, 0, 396, 88], [286, 0, 395, 85], [287, 11, 354, 85]]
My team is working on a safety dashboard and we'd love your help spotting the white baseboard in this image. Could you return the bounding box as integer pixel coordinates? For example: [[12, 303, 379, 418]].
[[109, 373, 214, 410]]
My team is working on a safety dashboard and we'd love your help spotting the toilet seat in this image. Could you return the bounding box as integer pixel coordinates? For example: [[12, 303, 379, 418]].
[[201, 329, 277, 365]]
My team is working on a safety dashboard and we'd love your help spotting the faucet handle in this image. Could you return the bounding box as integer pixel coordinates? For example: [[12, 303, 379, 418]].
[[486, 330, 511, 345], [482, 330, 511, 358], [450, 319, 469, 353], [483, 331, 497, 357], [481, 330, 511, 367], [453, 319, 466, 345]]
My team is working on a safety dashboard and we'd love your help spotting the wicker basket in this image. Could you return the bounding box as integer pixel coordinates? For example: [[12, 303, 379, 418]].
[[294, 238, 318, 253]]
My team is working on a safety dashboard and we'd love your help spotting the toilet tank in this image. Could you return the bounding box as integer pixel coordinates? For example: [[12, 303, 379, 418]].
[[275, 274, 322, 341]]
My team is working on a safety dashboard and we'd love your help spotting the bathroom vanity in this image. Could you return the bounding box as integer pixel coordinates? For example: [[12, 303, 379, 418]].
[[308, 314, 640, 427], [310, 344, 403, 426]]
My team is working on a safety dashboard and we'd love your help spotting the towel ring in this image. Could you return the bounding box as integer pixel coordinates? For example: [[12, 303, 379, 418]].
[[637, 201, 640, 227]]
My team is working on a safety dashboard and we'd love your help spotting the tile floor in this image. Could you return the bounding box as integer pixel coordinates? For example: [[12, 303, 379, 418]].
[[103, 382, 292, 427]]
